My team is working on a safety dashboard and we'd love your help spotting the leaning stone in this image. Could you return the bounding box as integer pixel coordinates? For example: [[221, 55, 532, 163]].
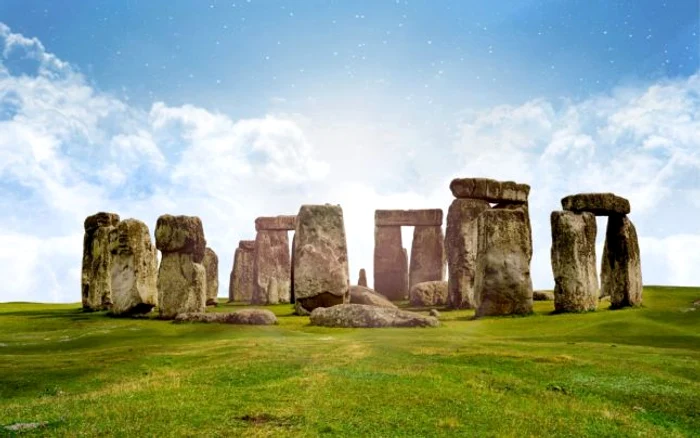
[[601, 215, 643, 308], [203, 247, 219, 306], [409, 225, 446, 289], [550, 211, 599, 312], [375, 209, 443, 227], [350, 285, 398, 308], [309, 304, 439, 328], [533, 290, 554, 301], [108, 219, 158, 316], [82, 212, 120, 311], [449, 178, 530, 203], [409, 281, 449, 307], [561, 193, 631, 216], [373, 226, 409, 300], [255, 215, 297, 231], [293, 204, 350, 312], [253, 230, 291, 304], [358, 268, 368, 287], [474, 208, 533, 317], [445, 199, 490, 309], [154, 214, 206, 262], [157, 253, 206, 319], [173, 309, 277, 325]]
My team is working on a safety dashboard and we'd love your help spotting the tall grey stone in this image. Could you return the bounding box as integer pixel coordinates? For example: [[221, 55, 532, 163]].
[[373, 226, 408, 300], [409, 226, 446, 290], [81, 212, 120, 311], [203, 247, 219, 306], [252, 230, 291, 304], [229, 240, 254, 302], [601, 215, 643, 308]]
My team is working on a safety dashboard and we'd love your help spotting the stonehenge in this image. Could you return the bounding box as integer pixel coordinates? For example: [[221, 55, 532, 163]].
[[601, 214, 643, 308], [358, 268, 368, 287], [293, 204, 350, 313], [203, 247, 219, 306], [82, 212, 120, 311], [374, 209, 445, 300], [409, 281, 449, 307], [229, 240, 255, 302], [252, 215, 295, 305]]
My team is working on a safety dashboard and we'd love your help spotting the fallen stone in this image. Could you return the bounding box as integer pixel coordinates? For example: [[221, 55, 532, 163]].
[[474, 208, 533, 317], [373, 226, 409, 300], [203, 247, 219, 306], [375, 209, 443, 227], [550, 211, 599, 312], [82, 212, 120, 311], [601, 215, 643, 308], [561, 193, 631, 216], [429, 309, 441, 318], [108, 219, 158, 316], [4, 422, 48, 432], [174, 309, 277, 325], [253, 230, 291, 304], [350, 285, 398, 308], [309, 304, 439, 328], [533, 290, 554, 301], [358, 268, 368, 287], [409, 281, 449, 307], [409, 225, 446, 289], [154, 214, 206, 262], [157, 253, 206, 319], [450, 178, 530, 203], [293, 204, 350, 312], [255, 215, 297, 231]]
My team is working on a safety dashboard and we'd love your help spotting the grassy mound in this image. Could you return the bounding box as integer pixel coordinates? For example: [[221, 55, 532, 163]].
[[1, 286, 698, 437]]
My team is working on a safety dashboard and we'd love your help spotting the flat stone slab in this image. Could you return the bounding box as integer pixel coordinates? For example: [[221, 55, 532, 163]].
[[255, 215, 297, 231], [173, 309, 277, 325], [238, 240, 256, 251], [350, 286, 398, 308], [561, 193, 631, 216], [450, 178, 530, 203], [310, 304, 439, 328], [375, 209, 443, 227]]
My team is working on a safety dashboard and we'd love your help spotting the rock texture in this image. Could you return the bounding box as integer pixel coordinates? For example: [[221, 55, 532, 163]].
[[550, 211, 599, 312], [229, 241, 255, 302], [474, 208, 533, 317], [203, 247, 219, 306], [561, 193, 631, 216], [358, 268, 368, 287], [409, 281, 449, 307], [373, 226, 408, 300], [82, 212, 120, 311], [253, 230, 291, 305], [375, 209, 443, 227], [154, 215, 206, 262], [533, 290, 555, 301], [174, 309, 277, 325], [445, 199, 490, 309], [450, 178, 530, 204], [409, 225, 446, 289], [255, 215, 297, 231], [350, 285, 398, 308], [601, 215, 643, 308], [108, 219, 158, 316], [309, 304, 439, 328]]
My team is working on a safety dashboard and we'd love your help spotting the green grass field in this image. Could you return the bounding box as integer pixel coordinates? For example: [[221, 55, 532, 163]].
[[1, 286, 699, 437]]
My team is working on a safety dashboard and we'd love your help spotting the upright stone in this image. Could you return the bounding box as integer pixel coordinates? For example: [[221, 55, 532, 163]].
[[373, 226, 408, 300], [550, 211, 598, 312], [358, 268, 368, 287], [293, 204, 350, 312], [81, 212, 120, 311], [445, 199, 490, 309], [290, 234, 296, 303], [229, 240, 254, 302], [253, 230, 291, 304], [203, 247, 219, 306], [474, 208, 533, 317], [601, 215, 643, 308], [409, 225, 446, 289], [109, 219, 158, 316]]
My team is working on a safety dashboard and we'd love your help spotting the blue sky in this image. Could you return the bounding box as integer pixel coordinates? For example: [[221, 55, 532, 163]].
[[0, 1, 698, 302]]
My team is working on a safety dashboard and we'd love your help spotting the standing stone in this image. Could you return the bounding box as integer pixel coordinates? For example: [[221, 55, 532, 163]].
[[266, 277, 279, 305], [155, 215, 207, 319], [81, 212, 120, 311], [374, 226, 408, 300], [474, 208, 533, 317], [253, 230, 291, 304], [550, 211, 599, 313], [293, 204, 350, 312], [229, 240, 255, 303], [203, 247, 219, 306], [601, 215, 643, 308], [409, 226, 446, 289], [290, 234, 296, 303], [108, 219, 158, 316], [358, 268, 368, 287], [445, 199, 490, 309]]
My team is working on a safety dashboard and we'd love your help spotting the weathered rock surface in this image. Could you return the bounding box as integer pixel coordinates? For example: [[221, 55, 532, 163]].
[[561, 193, 631, 216], [409, 281, 449, 307], [154, 215, 206, 262], [255, 215, 297, 231], [601, 215, 643, 308], [157, 253, 206, 319], [174, 309, 277, 325], [375, 209, 443, 227], [294, 300, 310, 316], [309, 304, 439, 328], [533, 290, 555, 301], [293, 205, 350, 312], [358, 268, 368, 287], [108, 219, 158, 316], [550, 211, 599, 312], [203, 247, 219, 306], [429, 309, 440, 318], [229, 241, 255, 302], [290, 234, 296, 303], [253, 230, 291, 304], [409, 225, 446, 289], [373, 226, 409, 300], [350, 285, 398, 308], [445, 199, 490, 309], [82, 212, 120, 311], [450, 178, 530, 204], [474, 208, 533, 317]]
